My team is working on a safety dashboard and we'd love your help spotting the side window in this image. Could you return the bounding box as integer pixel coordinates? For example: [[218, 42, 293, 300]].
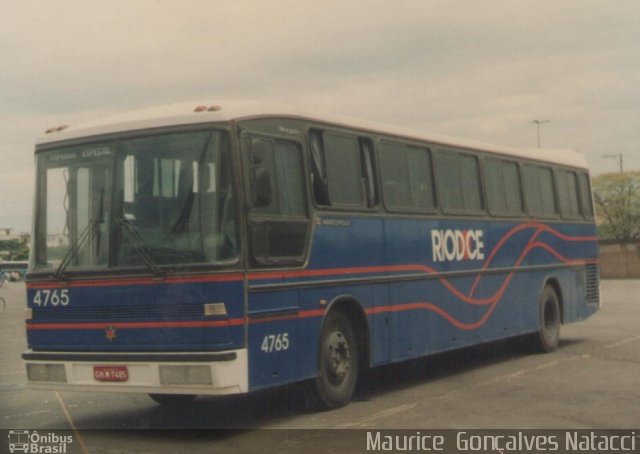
[[324, 133, 362, 206], [556, 169, 581, 219], [248, 138, 306, 217], [578, 172, 594, 219], [522, 164, 558, 217], [484, 158, 524, 216], [308, 130, 377, 208], [434, 149, 484, 214], [379, 142, 435, 212], [245, 135, 309, 266]]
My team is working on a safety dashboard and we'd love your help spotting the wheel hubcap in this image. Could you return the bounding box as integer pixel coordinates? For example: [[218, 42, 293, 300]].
[[325, 330, 351, 385], [543, 300, 559, 336]]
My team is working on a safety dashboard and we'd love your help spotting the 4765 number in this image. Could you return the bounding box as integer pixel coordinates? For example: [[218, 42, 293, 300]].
[[261, 332, 290, 353], [33, 289, 70, 307]]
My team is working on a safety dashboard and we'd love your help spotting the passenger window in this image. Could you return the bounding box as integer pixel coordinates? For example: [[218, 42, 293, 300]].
[[434, 150, 484, 213], [379, 142, 435, 212], [308, 130, 377, 209], [522, 165, 558, 217], [578, 173, 594, 219], [556, 169, 581, 219], [484, 158, 524, 216]]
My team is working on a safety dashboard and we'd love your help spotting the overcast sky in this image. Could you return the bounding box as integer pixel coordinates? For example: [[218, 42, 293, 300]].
[[1, 0, 638, 232]]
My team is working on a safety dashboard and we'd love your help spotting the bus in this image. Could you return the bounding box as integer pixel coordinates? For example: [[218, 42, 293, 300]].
[[23, 101, 599, 409]]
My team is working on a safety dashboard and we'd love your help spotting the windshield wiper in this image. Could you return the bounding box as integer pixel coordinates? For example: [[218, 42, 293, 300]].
[[54, 218, 102, 281], [116, 218, 165, 278]]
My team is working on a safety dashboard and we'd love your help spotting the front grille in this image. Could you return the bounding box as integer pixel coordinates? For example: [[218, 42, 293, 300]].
[[585, 263, 600, 305]]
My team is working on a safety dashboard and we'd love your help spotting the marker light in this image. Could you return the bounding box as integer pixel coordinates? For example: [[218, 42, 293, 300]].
[[26, 363, 67, 382], [194, 105, 222, 113], [44, 125, 69, 134], [204, 302, 227, 316], [159, 365, 213, 385]]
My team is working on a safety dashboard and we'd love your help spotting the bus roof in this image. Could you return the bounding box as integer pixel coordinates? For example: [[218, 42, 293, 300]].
[[37, 100, 589, 170]]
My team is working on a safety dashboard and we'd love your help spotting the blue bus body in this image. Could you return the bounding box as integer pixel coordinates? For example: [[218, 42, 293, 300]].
[[25, 219, 599, 391], [24, 104, 599, 406]]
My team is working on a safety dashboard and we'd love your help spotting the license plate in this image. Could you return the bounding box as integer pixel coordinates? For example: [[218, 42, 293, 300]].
[[93, 365, 129, 382]]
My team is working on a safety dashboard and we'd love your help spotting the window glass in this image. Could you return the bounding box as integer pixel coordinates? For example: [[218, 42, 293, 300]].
[[324, 133, 364, 207], [379, 142, 435, 212], [309, 131, 330, 206], [249, 138, 306, 217], [436, 153, 463, 211], [557, 169, 581, 218], [33, 130, 236, 272], [117, 131, 237, 265], [360, 139, 378, 207], [523, 164, 557, 217], [246, 136, 309, 265], [35, 146, 113, 270], [460, 154, 482, 211], [484, 158, 524, 216], [275, 141, 306, 215], [578, 173, 594, 218], [503, 162, 523, 214], [435, 150, 484, 213]]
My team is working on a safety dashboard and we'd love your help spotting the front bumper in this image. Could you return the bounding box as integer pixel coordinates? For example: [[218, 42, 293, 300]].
[[22, 349, 248, 395]]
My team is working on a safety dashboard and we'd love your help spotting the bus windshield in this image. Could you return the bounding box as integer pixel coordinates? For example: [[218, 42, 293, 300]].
[[33, 129, 238, 272]]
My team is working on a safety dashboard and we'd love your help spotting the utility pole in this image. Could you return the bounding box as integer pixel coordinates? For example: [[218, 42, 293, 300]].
[[603, 153, 624, 173], [531, 119, 549, 148]]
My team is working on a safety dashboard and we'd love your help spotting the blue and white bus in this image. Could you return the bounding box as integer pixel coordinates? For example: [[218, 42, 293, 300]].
[[24, 101, 599, 409]]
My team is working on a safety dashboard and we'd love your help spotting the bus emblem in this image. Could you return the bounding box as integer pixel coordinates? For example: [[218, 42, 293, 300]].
[[105, 325, 117, 341]]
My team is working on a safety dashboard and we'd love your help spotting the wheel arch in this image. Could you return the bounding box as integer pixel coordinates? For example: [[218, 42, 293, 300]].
[[323, 295, 371, 371]]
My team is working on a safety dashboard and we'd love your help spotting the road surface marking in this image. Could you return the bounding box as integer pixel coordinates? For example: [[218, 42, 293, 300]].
[[339, 403, 417, 428], [55, 391, 90, 454]]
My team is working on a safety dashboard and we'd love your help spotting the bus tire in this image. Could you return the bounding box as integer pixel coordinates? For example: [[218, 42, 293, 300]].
[[311, 310, 359, 410], [532, 285, 561, 353], [148, 393, 196, 405]]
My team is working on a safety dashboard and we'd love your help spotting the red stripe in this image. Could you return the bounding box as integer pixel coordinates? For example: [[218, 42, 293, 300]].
[[26, 309, 331, 331], [365, 302, 497, 331], [469, 222, 596, 296], [26, 318, 246, 330], [27, 272, 244, 290]]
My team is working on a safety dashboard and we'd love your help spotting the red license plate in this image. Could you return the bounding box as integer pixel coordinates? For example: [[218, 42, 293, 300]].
[[93, 365, 129, 382]]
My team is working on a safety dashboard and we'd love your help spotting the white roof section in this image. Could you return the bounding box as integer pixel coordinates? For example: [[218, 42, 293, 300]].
[[37, 100, 588, 169]]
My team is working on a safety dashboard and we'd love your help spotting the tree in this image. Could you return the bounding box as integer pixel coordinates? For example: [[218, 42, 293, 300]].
[[592, 171, 640, 243], [0, 239, 29, 261]]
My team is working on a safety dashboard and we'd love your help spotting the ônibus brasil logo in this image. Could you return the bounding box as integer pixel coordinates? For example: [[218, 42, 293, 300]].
[[431, 229, 485, 263], [8, 430, 73, 453]]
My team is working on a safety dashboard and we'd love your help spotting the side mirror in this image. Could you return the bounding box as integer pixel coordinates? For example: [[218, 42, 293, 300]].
[[252, 167, 272, 207]]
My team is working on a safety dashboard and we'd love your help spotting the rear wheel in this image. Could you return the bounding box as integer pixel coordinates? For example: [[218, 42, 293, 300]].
[[532, 285, 561, 352], [311, 311, 359, 410], [149, 393, 196, 405]]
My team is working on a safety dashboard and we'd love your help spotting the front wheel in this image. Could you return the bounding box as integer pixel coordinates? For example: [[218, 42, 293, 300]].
[[532, 285, 561, 352], [311, 311, 359, 410]]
